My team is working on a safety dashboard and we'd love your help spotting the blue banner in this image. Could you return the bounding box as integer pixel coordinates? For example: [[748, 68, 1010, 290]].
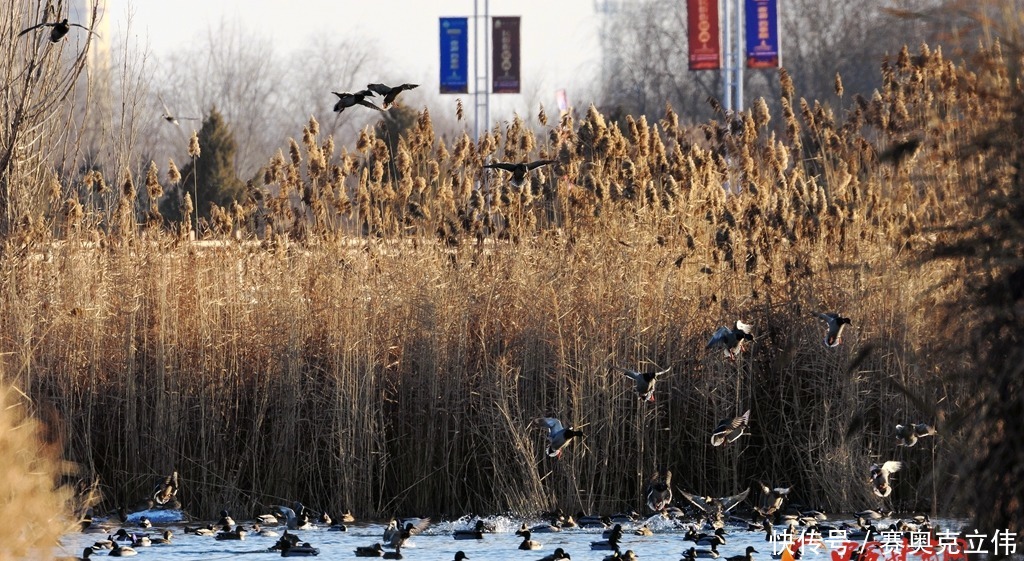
[[440, 17, 468, 94], [745, 0, 780, 68]]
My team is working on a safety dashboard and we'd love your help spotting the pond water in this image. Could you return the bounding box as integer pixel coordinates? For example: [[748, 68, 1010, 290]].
[[58, 514, 972, 561]]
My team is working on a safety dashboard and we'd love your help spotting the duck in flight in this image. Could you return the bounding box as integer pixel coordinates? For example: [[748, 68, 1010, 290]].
[[367, 83, 419, 108], [19, 18, 98, 43], [483, 160, 557, 188], [332, 89, 383, 113]]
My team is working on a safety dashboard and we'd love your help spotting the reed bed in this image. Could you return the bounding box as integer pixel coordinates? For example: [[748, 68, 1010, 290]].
[[1, 42, 1017, 522]]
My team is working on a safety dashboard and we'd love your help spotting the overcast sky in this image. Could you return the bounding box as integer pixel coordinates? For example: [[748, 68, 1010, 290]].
[[98, 0, 606, 119]]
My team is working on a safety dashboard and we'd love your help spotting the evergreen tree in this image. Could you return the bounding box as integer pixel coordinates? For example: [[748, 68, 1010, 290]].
[[161, 107, 245, 225]]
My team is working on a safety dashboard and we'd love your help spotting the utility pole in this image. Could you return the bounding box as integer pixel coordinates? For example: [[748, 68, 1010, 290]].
[[473, 0, 490, 141], [721, 0, 744, 112]]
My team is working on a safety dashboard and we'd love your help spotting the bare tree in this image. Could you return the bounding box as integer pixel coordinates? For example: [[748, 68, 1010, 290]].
[[0, 0, 99, 237]]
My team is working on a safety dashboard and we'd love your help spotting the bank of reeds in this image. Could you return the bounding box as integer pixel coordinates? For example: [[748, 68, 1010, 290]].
[[1, 42, 1016, 522]]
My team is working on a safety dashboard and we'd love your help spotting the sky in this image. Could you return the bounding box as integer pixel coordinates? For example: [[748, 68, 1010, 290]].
[[95, 0, 607, 125]]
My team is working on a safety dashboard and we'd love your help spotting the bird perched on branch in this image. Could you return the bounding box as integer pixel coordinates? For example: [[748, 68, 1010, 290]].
[[895, 423, 936, 447], [332, 90, 383, 113], [366, 83, 419, 108], [483, 160, 557, 188], [869, 461, 901, 498], [711, 410, 750, 447], [19, 18, 97, 43], [707, 321, 754, 360], [813, 312, 851, 347], [614, 365, 670, 402], [539, 416, 584, 458]]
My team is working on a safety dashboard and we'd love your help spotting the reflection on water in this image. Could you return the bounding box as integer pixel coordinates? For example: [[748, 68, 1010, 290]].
[[58, 515, 968, 561]]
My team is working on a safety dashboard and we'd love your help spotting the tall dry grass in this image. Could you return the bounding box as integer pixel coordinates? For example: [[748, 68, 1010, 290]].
[[0, 40, 1015, 523]]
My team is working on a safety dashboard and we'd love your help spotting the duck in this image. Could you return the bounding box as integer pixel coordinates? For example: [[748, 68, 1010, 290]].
[[355, 543, 385, 557], [453, 519, 486, 540], [137, 516, 152, 529], [683, 546, 720, 559], [606, 551, 639, 561], [517, 529, 543, 550], [281, 541, 320, 557], [130, 534, 151, 547], [814, 313, 851, 347], [614, 365, 670, 402], [332, 90, 383, 113], [590, 535, 622, 551], [274, 504, 313, 530], [895, 423, 937, 447], [340, 509, 357, 523], [726, 546, 759, 561], [483, 160, 558, 188], [755, 482, 791, 518], [257, 513, 280, 526], [645, 468, 674, 512], [252, 523, 279, 537], [216, 525, 247, 540], [527, 521, 562, 533], [217, 509, 236, 527], [706, 321, 754, 360], [18, 18, 97, 42], [454, 552, 470, 561], [151, 470, 179, 505], [537, 547, 572, 561], [602, 523, 624, 539], [270, 531, 301, 551], [634, 524, 654, 537], [366, 83, 419, 108], [540, 417, 584, 458], [869, 461, 902, 497], [686, 527, 727, 548], [389, 518, 430, 548], [91, 538, 113, 550], [383, 544, 404, 560], [711, 410, 751, 446], [185, 524, 216, 536], [682, 489, 750, 528], [62, 546, 95, 560], [576, 513, 609, 528], [109, 542, 137, 557], [150, 530, 173, 544]]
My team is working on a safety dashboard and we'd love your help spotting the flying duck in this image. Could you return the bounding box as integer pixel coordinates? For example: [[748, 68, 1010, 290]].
[[540, 417, 584, 458], [366, 83, 419, 108], [711, 410, 751, 446], [645, 468, 673, 512], [754, 482, 791, 518], [682, 488, 751, 528], [814, 313, 851, 347], [615, 366, 670, 402], [895, 423, 936, 447], [19, 18, 97, 42], [707, 321, 754, 360], [332, 90, 383, 113], [483, 160, 557, 188], [869, 461, 902, 497]]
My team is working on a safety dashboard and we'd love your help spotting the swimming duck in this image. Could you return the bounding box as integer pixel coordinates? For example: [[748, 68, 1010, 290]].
[[355, 543, 384, 557], [682, 489, 750, 528], [389, 518, 430, 548], [755, 482, 791, 518], [601, 524, 624, 540], [332, 90, 383, 113], [483, 160, 558, 188], [281, 541, 320, 557], [137, 516, 152, 529], [340, 509, 356, 523], [216, 510, 236, 527], [706, 321, 754, 360], [684, 546, 721, 560], [726, 546, 759, 561], [606, 551, 639, 561], [274, 504, 313, 530], [453, 519, 486, 540], [270, 531, 301, 551], [454, 552, 470, 561], [689, 527, 727, 548], [91, 538, 113, 550], [634, 524, 654, 536], [216, 525, 247, 540], [615, 366, 670, 402], [185, 524, 216, 536], [869, 461, 902, 497], [895, 423, 936, 447], [537, 547, 572, 561], [150, 530, 173, 544], [527, 521, 562, 533], [366, 83, 419, 108], [151, 470, 179, 505], [252, 523, 279, 537], [109, 542, 137, 557], [257, 513, 280, 526], [18, 18, 97, 42], [711, 410, 751, 446], [63, 546, 95, 560], [590, 535, 622, 551], [645, 468, 674, 512], [130, 534, 151, 547], [517, 529, 543, 550], [814, 313, 851, 347], [540, 417, 584, 458], [576, 513, 609, 528]]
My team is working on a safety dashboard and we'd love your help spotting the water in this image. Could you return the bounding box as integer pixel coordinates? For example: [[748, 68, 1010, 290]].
[[59, 514, 970, 561]]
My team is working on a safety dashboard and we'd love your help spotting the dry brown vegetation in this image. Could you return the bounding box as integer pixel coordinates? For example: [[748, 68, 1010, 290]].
[[1, 39, 1021, 528]]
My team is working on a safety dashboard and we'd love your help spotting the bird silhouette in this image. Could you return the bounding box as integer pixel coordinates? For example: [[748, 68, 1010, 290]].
[[19, 18, 97, 43], [367, 83, 419, 108], [814, 312, 851, 347], [332, 90, 383, 113], [483, 160, 557, 188]]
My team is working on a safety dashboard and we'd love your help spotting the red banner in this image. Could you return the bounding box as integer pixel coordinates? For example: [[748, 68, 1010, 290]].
[[492, 16, 521, 93], [687, 0, 721, 70]]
